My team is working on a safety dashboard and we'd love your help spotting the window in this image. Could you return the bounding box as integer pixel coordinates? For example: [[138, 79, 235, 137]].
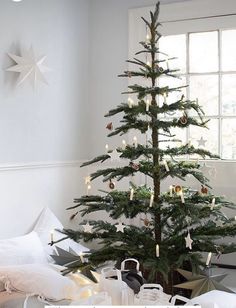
[[159, 29, 236, 159], [129, 0, 236, 160]]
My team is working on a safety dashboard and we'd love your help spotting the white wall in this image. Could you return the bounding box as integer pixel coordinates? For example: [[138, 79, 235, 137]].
[[0, 0, 90, 163], [0, 0, 90, 238]]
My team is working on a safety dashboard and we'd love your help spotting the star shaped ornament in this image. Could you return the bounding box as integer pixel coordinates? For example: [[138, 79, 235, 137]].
[[116, 222, 125, 233], [6, 46, 50, 87], [83, 222, 93, 233], [175, 268, 234, 298], [51, 246, 98, 283], [109, 149, 121, 162], [197, 136, 207, 147], [185, 231, 193, 250]]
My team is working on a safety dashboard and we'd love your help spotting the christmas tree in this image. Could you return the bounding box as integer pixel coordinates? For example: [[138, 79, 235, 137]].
[[59, 2, 236, 292]]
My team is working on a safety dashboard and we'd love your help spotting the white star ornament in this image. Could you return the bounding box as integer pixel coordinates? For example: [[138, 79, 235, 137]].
[[109, 149, 121, 162], [115, 222, 125, 233], [83, 222, 93, 233], [6, 46, 50, 88], [185, 232, 193, 250]]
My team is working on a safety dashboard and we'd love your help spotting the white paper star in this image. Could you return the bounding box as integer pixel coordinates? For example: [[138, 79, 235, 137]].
[[197, 136, 207, 147], [109, 149, 121, 162], [115, 222, 125, 233], [83, 222, 93, 233], [185, 232, 193, 250], [6, 46, 50, 87]]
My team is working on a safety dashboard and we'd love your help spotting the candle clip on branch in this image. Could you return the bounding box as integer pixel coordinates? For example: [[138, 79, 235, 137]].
[[59, 1, 236, 295]]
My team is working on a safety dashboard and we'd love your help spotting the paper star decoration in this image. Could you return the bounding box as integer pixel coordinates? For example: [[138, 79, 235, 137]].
[[197, 136, 207, 147], [109, 149, 121, 161], [175, 268, 234, 298], [6, 46, 50, 87], [83, 222, 93, 233], [185, 231, 193, 250], [51, 246, 98, 283], [116, 222, 125, 233]]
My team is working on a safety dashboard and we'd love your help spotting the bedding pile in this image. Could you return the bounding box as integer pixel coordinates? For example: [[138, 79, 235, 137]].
[[0, 207, 93, 308]]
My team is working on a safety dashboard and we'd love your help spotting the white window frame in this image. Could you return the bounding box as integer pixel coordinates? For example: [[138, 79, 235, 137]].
[[128, 0, 236, 161]]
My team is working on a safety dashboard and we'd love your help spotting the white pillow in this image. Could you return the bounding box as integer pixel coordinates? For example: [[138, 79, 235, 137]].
[[187, 290, 236, 308], [0, 231, 47, 266], [0, 264, 78, 300], [33, 207, 89, 258]]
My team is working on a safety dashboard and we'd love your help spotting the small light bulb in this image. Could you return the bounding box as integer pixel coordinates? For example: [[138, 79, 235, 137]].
[[146, 60, 151, 67], [12, 0, 22, 2]]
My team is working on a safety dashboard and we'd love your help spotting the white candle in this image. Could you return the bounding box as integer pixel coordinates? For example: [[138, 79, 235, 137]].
[[146, 33, 150, 42], [145, 98, 151, 112], [149, 192, 154, 207], [169, 185, 173, 197], [133, 136, 138, 148], [79, 253, 85, 263], [50, 230, 54, 243], [211, 198, 215, 210], [85, 176, 91, 185], [87, 184, 91, 195], [128, 97, 134, 108], [146, 60, 151, 67], [130, 188, 134, 201], [122, 139, 126, 150], [163, 160, 169, 172], [163, 93, 167, 104], [235, 216, 236, 221], [156, 244, 160, 257], [206, 252, 212, 266], [180, 191, 185, 204], [105, 144, 109, 153]]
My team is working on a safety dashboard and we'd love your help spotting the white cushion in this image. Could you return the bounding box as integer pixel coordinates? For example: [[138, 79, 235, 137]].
[[33, 207, 89, 258], [0, 231, 47, 266], [0, 264, 78, 300], [186, 290, 236, 308]]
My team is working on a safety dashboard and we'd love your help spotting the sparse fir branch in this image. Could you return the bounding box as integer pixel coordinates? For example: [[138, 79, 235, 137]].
[[159, 145, 219, 160], [135, 43, 167, 55], [107, 116, 208, 138], [89, 166, 138, 181], [123, 84, 186, 99], [193, 222, 236, 238], [105, 99, 205, 120], [80, 154, 110, 167], [118, 67, 179, 80]]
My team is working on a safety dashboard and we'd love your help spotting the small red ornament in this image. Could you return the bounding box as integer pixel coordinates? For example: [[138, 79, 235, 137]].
[[201, 185, 208, 194], [141, 217, 151, 227], [106, 122, 113, 130], [175, 185, 182, 193], [109, 179, 115, 190], [179, 113, 188, 125], [129, 162, 140, 171]]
